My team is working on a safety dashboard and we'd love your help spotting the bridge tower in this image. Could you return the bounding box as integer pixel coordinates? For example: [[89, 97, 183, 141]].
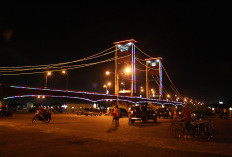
[[114, 39, 137, 97], [145, 58, 163, 100]]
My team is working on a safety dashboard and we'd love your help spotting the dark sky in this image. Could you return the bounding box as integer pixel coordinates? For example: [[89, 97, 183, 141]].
[[0, 2, 231, 104]]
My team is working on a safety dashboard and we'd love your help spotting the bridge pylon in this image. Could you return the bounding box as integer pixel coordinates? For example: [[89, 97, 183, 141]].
[[113, 39, 137, 97], [145, 57, 163, 100]]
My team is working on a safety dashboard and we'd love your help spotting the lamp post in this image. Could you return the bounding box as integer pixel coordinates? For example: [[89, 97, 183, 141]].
[[105, 67, 131, 95], [103, 82, 111, 94], [140, 86, 144, 98], [105, 68, 131, 106], [61, 70, 68, 90], [45, 71, 52, 88]]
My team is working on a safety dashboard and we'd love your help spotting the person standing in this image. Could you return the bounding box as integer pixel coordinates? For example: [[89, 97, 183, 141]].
[[182, 104, 192, 138], [113, 106, 120, 127], [173, 109, 179, 119]]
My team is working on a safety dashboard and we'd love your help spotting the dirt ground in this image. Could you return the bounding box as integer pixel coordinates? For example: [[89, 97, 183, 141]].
[[0, 113, 232, 157]]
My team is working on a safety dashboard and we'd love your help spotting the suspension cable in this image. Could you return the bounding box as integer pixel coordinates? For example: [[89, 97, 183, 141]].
[[0, 46, 115, 69], [0, 55, 131, 76]]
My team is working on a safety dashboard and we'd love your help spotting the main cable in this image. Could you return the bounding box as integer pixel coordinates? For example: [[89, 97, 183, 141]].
[[0, 45, 115, 70], [0, 55, 131, 76]]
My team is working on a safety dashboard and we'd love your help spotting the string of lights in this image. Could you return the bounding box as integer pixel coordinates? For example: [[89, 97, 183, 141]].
[[160, 63, 184, 100], [0, 49, 116, 72], [135, 45, 152, 58], [134, 50, 184, 101], [0, 46, 115, 69], [0, 55, 131, 76], [4, 85, 183, 106]]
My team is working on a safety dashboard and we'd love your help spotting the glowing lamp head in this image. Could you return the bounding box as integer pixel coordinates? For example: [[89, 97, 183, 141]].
[[107, 82, 111, 86], [47, 71, 52, 76], [105, 71, 110, 75], [61, 70, 66, 74], [125, 67, 131, 74]]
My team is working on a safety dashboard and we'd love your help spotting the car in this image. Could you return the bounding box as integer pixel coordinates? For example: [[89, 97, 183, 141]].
[[157, 108, 169, 119], [128, 106, 157, 125], [83, 108, 102, 116], [76, 109, 85, 115]]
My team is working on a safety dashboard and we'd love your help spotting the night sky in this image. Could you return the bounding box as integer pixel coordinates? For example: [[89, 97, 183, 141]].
[[0, 2, 230, 104]]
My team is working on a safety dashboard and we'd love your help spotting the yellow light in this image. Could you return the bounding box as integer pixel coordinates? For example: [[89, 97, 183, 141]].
[[105, 71, 110, 75], [125, 67, 131, 74], [47, 71, 52, 76], [107, 82, 111, 86], [141, 89, 144, 92], [61, 70, 66, 74], [167, 94, 170, 98]]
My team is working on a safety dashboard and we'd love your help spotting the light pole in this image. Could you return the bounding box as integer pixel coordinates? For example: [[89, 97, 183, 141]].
[[61, 70, 68, 90], [140, 86, 144, 98], [105, 68, 131, 94], [105, 68, 130, 106], [45, 71, 52, 88], [103, 82, 111, 94]]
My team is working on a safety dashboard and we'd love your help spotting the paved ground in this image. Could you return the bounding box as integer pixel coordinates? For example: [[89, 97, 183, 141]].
[[0, 113, 232, 157]]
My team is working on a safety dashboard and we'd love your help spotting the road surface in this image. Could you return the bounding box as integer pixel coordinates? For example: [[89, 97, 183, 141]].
[[0, 113, 232, 157]]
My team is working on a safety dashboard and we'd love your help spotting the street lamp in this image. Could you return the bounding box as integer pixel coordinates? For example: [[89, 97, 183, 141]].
[[140, 86, 144, 98], [45, 71, 52, 88], [125, 67, 131, 74], [103, 82, 111, 94], [105, 71, 110, 75], [61, 70, 68, 89]]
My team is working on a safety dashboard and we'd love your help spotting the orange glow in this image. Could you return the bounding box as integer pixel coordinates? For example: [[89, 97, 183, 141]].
[[61, 70, 66, 74], [47, 71, 52, 76]]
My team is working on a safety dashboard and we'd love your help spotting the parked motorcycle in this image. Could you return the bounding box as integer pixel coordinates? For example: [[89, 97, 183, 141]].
[[32, 112, 51, 123]]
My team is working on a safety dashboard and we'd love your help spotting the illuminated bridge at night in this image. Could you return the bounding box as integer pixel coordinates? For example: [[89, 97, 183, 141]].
[[0, 39, 188, 107], [0, 84, 184, 107]]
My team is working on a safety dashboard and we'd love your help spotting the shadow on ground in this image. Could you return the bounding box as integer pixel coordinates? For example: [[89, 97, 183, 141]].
[[106, 126, 119, 133], [129, 122, 162, 127]]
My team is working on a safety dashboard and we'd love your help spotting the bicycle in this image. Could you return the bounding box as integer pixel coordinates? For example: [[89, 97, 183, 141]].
[[192, 119, 215, 141], [170, 119, 215, 141]]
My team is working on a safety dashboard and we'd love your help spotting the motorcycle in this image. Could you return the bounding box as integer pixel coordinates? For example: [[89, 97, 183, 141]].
[[0, 108, 12, 118], [32, 112, 51, 123]]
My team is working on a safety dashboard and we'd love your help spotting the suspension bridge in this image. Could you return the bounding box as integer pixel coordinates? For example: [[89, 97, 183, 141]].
[[0, 39, 187, 107]]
